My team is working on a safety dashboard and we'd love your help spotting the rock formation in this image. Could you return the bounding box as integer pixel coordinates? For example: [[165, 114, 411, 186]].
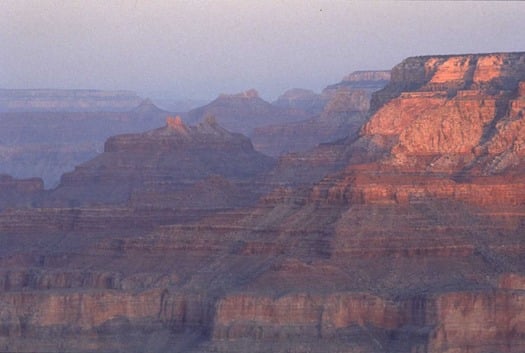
[[323, 70, 391, 94], [272, 88, 327, 116], [252, 71, 390, 156], [1, 53, 525, 353], [43, 116, 275, 208], [184, 89, 309, 136], [0, 100, 171, 187]]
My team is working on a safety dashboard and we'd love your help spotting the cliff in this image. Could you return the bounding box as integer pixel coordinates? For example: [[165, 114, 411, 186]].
[[324, 70, 391, 93], [212, 53, 525, 352], [370, 52, 525, 113], [272, 88, 326, 115], [252, 70, 390, 156], [44, 116, 275, 208], [361, 52, 525, 177], [1, 52, 525, 353]]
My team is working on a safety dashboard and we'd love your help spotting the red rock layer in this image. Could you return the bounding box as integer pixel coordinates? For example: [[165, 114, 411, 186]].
[[1, 52, 525, 353]]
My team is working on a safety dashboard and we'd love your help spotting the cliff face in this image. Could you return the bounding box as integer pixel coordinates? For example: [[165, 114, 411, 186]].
[[370, 52, 525, 113], [1, 52, 525, 353], [361, 53, 525, 175], [210, 52, 525, 352], [252, 71, 390, 156], [44, 116, 275, 208], [271, 88, 327, 115]]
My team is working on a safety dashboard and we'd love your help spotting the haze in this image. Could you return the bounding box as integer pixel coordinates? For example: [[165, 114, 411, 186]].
[[1, 0, 524, 101]]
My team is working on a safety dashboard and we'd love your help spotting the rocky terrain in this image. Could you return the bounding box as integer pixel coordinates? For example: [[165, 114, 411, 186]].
[[0, 52, 525, 353], [183, 89, 309, 136], [0, 99, 172, 187], [0, 74, 384, 185], [252, 71, 390, 156], [42, 115, 275, 209]]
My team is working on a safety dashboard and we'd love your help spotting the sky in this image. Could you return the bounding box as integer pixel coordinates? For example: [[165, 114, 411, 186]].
[[1, 1, 524, 101]]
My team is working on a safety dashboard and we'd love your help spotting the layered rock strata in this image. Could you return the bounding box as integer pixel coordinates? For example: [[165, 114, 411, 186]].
[[0, 53, 525, 353], [43, 116, 275, 208], [0, 175, 43, 209], [0, 100, 171, 187], [252, 71, 390, 156]]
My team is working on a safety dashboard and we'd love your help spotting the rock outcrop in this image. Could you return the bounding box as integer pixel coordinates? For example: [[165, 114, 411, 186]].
[[271, 88, 327, 115], [43, 116, 275, 208], [360, 52, 525, 177], [323, 70, 391, 95]]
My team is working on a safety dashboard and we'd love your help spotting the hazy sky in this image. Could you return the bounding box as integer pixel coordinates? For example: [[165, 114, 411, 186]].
[[1, 1, 524, 100]]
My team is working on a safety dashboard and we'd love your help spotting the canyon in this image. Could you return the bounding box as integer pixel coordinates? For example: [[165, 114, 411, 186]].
[[0, 89, 144, 113], [0, 73, 386, 187], [183, 89, 310, 136], [0, 99, 172, 187], [252, 71, 390, 156], [0, 52, 525, 353]]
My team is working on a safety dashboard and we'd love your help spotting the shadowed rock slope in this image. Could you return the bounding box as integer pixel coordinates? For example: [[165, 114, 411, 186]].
[[0, 99, 172, 187], [1, 53, 525, 353], [42, 116, 276, 209], [252, 71, 390, 156], [184, 89, 308, 136]]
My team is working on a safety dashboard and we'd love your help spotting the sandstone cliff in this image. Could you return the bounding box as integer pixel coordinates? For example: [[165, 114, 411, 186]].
[[1, 52, 525, 353], [360, 52, 525, 177]]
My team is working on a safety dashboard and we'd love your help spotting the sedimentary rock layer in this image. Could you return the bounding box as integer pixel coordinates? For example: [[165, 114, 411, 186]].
[[1, 52, 525, 353]]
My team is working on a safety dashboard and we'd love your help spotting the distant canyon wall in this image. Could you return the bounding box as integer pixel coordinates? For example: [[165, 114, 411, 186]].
[[0, 89, 144, 112]]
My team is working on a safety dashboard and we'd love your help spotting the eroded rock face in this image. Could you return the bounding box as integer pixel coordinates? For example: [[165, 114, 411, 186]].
[[369, 52, 525, 113], [252, 71, 390, 156], [0, 100, 171, 187], [361, 52, 525, 176], [1, 52, 525, 353], [43, 116, 275, 208], [272, 88, 327, 115]]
